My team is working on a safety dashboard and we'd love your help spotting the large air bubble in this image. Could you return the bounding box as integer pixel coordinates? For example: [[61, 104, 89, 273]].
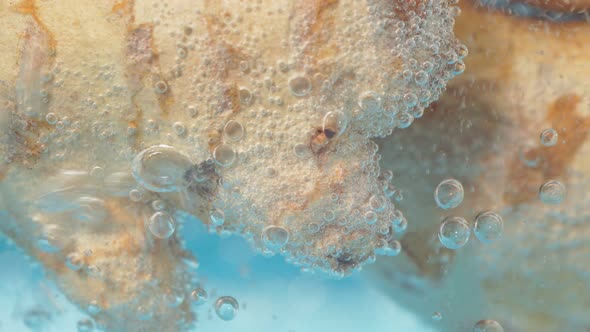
[[131, 145, 193, 193]]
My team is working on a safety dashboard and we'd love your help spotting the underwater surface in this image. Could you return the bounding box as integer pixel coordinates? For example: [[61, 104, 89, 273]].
[[0, 221, 436, 332], [2, 0, 590, 331]]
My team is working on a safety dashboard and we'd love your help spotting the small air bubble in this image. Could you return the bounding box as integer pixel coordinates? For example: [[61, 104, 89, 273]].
[[539, 180, 566, 204], [148, 212, 175, 239], [154, 81, 168, 94], [213, 144, 236, 167], [540, 128, 558, 147], [223, 120, 245, 142], [215, 296, 239, 321], [288, 75, 312, 97]]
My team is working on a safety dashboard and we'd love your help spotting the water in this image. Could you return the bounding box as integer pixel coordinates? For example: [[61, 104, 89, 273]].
[[0, 225, 435, 332], [0, 1, 586, 331]]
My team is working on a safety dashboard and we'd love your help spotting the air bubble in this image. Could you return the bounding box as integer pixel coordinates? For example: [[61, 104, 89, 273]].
[[223, 120, 245, 142], [540, 128, 558, 147], [397, 112, 414, 129], [293, 143, 310, 159], [239, 88, 252, 106], [90, 166, 104, 179], [473, 320, 504, 332], [358, 91, 382, 111], [163, 289, 184, 308], [376, 240, 401, 256], [391, 189, 404, 202], [132, 145, 193, 193], [172, 122, 186, 136], [151, 199, 165, 211], [474, 211, 503, 244], [539, 180, 566, 204], [411, 107, 424, 119], [456, 44, 468, 59], [176, 46, 187, 58], [364, 211, 378, 225], [215, 296, 239, 321], [262, 225, 289, 250], [438, 216, 470, 250], [128, 189, 143, 202], [288, 75, 312, 97], [148, 212, 175, 239], [66, 252, 84, 271], [213, 144, 236, 167], [323, 210, 335, 222], [370, 195, 387, 211], [434, 179, 464, 209], [74, 197, 107, 224], [77, 319, 94, 332], [190, 288, 208, 305], [393, 217, 408, 234], [45, 113, 58, 125], [452, 61, 465, 75], [390, 210, 404, 226], [415, 70, 429, 85], [209, 209, 225, 226], [22, 309, 50, 331], [403, 93, 418, 107], [422, 61, 435, 72], [382, 169, 394, 181], [87, 300, 101, 315], [308, 222, 320, 233], [322, 110, 348, 139], [154, 81, 168, 94]]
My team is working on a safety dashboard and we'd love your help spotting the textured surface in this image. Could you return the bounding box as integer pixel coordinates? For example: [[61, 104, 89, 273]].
[[0, 0, 461, 330], [372, 2, 590, 331]]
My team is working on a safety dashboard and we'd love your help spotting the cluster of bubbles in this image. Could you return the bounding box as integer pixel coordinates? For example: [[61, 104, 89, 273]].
[[188, 289, 239, 321], [26, 0, 464, 278], [438, 211, 505, 250], [355, 1, 467, 138], [11, 0, 470, 329], [434, 179, 503, 249], [27, 166, 214, 329]]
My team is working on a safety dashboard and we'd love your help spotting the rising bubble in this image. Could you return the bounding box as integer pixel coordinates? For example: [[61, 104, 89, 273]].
[[434, 178, 464, 209], [539, 180, 566, 205], [540, 128, 558, 147], [215, 296, 239, 321], [190, 287, 208, 305], [438, 216, 470, 250], [474, 211, 503, 244]]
